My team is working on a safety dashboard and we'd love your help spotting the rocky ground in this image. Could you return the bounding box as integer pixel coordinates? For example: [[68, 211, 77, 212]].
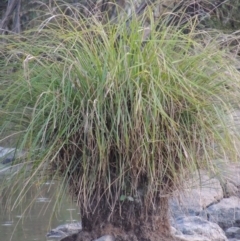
[[168, 109, 240, 241], [169, 160, 240, 241]]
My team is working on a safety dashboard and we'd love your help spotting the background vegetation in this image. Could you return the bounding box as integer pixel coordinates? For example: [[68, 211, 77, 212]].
[[1, 0, 240, 34]]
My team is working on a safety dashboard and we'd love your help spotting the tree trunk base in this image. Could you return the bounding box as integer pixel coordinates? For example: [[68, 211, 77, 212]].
[[61, 196, 176, 241], [60, 227, 179, 241]]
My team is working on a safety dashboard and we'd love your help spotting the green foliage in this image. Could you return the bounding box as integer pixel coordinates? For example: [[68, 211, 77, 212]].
[[0, 8, 240, 219]]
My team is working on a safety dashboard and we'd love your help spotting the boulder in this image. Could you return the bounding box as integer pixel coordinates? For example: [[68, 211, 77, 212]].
[[0, 146, 16, 164], [94, 235, 115, 241], [173, 216, 227, 241], [170, 170, 223, 218], [47, 222, 82, 239], [223, 181, 238, 198], [225, 227, 240, 239], [175, 235, 211, 241], [205, 196, 240, 230], [212, 159, 240, 191], [0, 146, 26, 165]]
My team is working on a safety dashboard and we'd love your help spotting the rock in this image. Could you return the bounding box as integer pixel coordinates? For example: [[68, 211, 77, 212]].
[[47, 229, 68, 239], [60, 233, 80, 241], [213, 159, 240, 197], [47, 222, 82, 239], [171, 226, 183, 236], [94, 235, 115, 241], [174, 234, 211, 241], [1, 156, 14, 164], [0, 147, 32, 178], [223, 181, 238, 198], [204, 196, 240, 230], [60, 231, 93, 241], [226, 227, 240, 239], [170, 170, 223, 218], [173, 216, 227, 241], [0, 146, 16, 164]]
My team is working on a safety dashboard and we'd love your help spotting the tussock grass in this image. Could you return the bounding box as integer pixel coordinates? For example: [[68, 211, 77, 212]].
[[1, 5, 240, 234]]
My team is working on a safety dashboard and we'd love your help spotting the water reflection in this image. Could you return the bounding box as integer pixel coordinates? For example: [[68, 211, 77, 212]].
[[0, 180, 80, 241]]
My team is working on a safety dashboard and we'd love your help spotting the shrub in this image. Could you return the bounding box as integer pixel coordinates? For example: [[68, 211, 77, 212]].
[[1, 6, 240, 240]]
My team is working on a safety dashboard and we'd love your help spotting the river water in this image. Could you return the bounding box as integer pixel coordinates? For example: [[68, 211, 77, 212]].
[[0, 149, 80, 241]]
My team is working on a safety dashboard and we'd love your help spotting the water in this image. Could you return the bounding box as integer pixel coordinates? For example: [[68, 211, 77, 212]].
[[0, 148, 80, 241]]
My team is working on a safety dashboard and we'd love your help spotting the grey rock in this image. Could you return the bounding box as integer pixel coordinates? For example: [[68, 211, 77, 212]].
[[47, 222, 82, 239], [226, 227, 240, 239], [205, 196, 240, 230], [223, 181, 238, 198], [171, 226, 183, 236], [0, 147, 31, 178], [56, 222, 82, 232], [94, 235, 115, 241], [170, 170, 223, 218], [47, 229, 68, 238], [174, 234, 211, 241], [212, 159, 240, 189], [0, 146, 26, 167], [1, 156, 14, 164], [173, 216, 227, 241], [0, 146, 16, 164]]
